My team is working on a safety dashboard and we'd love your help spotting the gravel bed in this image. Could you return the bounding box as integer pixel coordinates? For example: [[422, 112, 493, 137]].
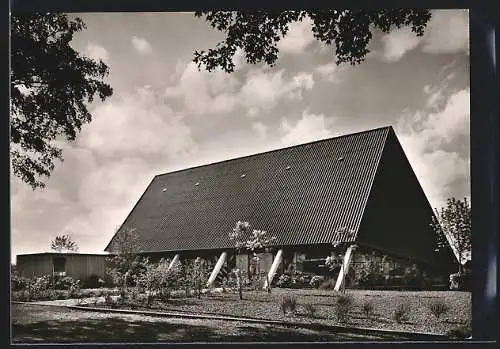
[[80, 288, 471, 335]]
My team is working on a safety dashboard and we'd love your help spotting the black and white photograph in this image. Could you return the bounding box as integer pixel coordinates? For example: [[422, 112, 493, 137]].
[[10, 8, 476, 343]]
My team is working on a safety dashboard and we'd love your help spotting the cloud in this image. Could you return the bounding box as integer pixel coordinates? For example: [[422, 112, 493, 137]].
[[84, 43, 110, 62], [397, 88, 470, 209], [421, 10, 469, 55], [165, 62, 314, 117], [240, 69, 314, 116], [80, 86, 196, 160], [381, 27, 422, 62], [379, 10, 469, 62], [131, 36, 153, 55], [277, 16, 315, 55], [252, 121, 268, 140], [281, 110, 335, 146]]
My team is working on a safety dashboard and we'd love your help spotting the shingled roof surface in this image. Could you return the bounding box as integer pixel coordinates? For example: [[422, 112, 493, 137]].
[[106, 126, 391, 253]]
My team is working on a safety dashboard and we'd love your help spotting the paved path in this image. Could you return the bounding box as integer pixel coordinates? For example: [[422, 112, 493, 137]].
[[12, 303, 411, 343]]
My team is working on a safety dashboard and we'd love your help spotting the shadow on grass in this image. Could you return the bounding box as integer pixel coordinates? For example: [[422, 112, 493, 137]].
[[12, 316, 410, 343]]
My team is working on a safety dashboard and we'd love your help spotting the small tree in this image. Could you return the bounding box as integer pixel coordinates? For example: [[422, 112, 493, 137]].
[[105, 227, 141, 290], [185, 258, 210, 299], [229, 221, 276, 298], [51, 234, 79, 253], [431, 197, 471, 273]]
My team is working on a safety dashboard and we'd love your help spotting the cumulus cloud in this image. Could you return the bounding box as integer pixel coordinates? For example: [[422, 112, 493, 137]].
[[240, 69, 314, 116], [379, 9, 469, 61], [381, 27, 422, 62], [421, 9, 469, 55], [281, 110, 335, 146], [84, 43, 110, 62], [252, 121, 268, 140], [164, 62, 314, 117], [396, 88, 470, 209], [277, 16, 315, 54], [131, 36, 153, 55], [81, 86, 196, 160]]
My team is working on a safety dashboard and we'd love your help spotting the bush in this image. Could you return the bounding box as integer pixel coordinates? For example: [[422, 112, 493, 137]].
[[280, 295, 297, 316], [11, 274, 30, 292], [303, 303, 317, 318], [393, 302, 410, 324], [361, 299, 374, 319], [54, 276, 80, 291], [428, 300, 449, 319], [309, 275, 325, 289], [334, 294, 354, 324], [275, 274, 291, 288], [319, 278, 336, 290]]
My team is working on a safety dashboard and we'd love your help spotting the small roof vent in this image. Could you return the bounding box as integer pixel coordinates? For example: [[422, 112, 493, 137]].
[[338, 157, 344, 161], [162, 187, 168, 192], [240, 173, 246, 178], [285, 165, 291, 170], [195, 182, 200, 186]]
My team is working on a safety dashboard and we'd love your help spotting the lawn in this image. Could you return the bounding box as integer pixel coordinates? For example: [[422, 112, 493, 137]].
[[12, 303, 411, 343], [77, 288, 471, 336]]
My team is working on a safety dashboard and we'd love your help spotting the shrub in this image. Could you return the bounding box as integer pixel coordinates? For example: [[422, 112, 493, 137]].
[[309, 275, 325, 289], [428, 300, 449, 319], [361, 299, 374, 319], [104, 293, 116, 308], [303, 303, 317, 318], [393, 302, 410, 324], [280, 295, 297, 316], [335, 294, 354, 324], [319, 278, 336, 290], [275, 274, 291, 288], [11, 274, 30, 292], [54, 276, 80, 290]]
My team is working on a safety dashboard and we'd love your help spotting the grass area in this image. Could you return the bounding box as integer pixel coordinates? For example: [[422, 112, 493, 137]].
[[78, 288, 471, 336], [12, 303, 410, 343]]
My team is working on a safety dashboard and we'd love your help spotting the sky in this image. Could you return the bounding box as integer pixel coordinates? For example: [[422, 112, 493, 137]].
[[10, 10, 470, 264]]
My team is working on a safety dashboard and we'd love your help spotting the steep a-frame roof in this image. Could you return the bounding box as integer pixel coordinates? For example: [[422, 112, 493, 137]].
[[105, 126, 392, 253]]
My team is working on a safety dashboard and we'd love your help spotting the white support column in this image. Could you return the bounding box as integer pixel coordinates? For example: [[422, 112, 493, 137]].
[[263, 249, 283, 289], [167, 254, 180, 271], [206, 251, 228, 288], [334, 245, 355, 291]]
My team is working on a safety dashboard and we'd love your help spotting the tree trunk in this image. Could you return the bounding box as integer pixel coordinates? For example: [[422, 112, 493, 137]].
[[239, 285, 243, 300]]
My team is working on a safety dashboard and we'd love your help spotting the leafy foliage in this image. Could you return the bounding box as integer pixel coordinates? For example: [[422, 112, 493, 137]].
[[303, 303, 317, 318], [134, 258, 181, 302], [105, 227, 142, 287], [53, 276, 80, 291], [50, 234, 79, 252], [10, 13, 113, 189], [334, 293, 354, 323], [183, 258, 210, 299], [428, 299, 449, 319], [431, 197, 471, 272], [229, 221, 276, 296], [393, 302, 411, 324], [193, 10, 431, 73], [361, 299, 375, 319], [280, 294, 297, 316], [309, 275, 325, 289]]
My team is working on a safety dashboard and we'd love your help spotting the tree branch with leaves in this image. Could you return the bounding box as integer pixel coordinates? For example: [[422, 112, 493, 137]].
[[10, 13, 113, 189], [193, 10, 431, 73], [50, 234, 79, 253]]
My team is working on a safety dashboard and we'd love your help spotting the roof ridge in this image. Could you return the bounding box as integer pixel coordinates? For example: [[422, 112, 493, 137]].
[[156, 125, 393, 178]]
